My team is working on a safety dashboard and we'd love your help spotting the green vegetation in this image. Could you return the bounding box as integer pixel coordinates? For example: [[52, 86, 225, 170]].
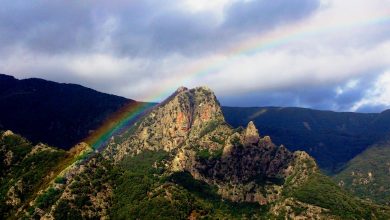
[[110, 151, 270, 219], [35, 187, 62, 210], [168, 171, 269, 219], [53, 154, 119, 219], [0, 133, 68, 218], [195, 148, 223, 160], [168, 171, 219, 200], [54, 176, 67, 184], [289, 173, 390, 219], [53, 200, 82, 219], [110, 150, 178, 219], [210, 136, 225, 145], [0, 134, 31, 169], [334, 142, 390, 204], [230, 135, 241, 146], [199, 120, 220, 138], [196, 149, 211, 160]]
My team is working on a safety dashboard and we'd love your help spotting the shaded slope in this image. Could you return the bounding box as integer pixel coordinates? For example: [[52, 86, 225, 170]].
[[0, 74, 133, 149]]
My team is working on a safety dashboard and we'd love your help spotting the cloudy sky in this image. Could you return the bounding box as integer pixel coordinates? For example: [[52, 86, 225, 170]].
[[0, 0, 389, 112]]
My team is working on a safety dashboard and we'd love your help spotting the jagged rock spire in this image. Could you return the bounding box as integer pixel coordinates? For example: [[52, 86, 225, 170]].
[[243, 121, 260, 146]]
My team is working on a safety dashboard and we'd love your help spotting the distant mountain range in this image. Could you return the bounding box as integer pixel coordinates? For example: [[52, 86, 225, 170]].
[[1, 73, 390, 174]]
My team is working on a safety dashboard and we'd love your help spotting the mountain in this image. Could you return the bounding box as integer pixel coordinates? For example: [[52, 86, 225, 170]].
[[334, 138, 390, 205], [2, 73, 390, 175], [222, 106, 390, 173], [0, 74, 133, 149], [2, 87, 389, 219]]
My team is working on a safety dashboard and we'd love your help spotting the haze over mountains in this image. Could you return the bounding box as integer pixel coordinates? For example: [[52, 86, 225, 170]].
[[1, 74, 389, 174]]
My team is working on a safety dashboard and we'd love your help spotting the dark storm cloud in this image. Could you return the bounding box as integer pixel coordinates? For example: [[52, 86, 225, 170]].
[[0, 1, 95, 54], [219, 73, 383, 112], [0, 0, 321, 56], [148, 11, 216, 55], [223, 0, 320, 31], [219, 88, 335, 109]]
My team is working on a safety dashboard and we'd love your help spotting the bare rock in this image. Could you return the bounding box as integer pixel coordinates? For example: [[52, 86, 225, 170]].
[[4, 150, 13, 166], [243, 121, 260, 146], [6, 180, 23, 206], [2, 130, 14, 138]]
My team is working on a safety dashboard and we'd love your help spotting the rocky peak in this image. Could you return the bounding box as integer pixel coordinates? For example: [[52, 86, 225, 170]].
[[243, 121, 260, 146], [188, 87, 224, 126], [165, 86, 225, 133], [106, 86, 226, 160], [104, 86, 319, 205]]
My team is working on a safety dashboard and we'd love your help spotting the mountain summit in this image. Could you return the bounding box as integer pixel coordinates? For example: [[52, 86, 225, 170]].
[[2, 87, 390, 219], [105, 86, 225, 159]]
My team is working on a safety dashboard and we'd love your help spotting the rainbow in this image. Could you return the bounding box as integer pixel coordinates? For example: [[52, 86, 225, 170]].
[[144, 13, 390, 101], [84, 101, 155, 151], [83, 13, 390, 152]]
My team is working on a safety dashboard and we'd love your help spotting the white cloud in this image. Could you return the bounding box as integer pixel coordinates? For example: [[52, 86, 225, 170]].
[[181, 0, 234, 15], [199, 40, 390, 95], [335, 79, 359, 96], [351, 71, 390, 111]]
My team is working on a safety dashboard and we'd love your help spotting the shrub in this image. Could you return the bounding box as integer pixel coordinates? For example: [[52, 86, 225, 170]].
[[199, 120, 220, 138], [54, 176, 67, 184], [35, 187, 62, 210], [54, 200, 82, 220], [291, 173, 374, 219]]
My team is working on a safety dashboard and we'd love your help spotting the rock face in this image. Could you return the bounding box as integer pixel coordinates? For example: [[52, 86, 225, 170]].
[[105, 86, 316, 204], [243, 121, 260, 146], [105, 86, 226, 161], [172, 123, 299, 204]]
